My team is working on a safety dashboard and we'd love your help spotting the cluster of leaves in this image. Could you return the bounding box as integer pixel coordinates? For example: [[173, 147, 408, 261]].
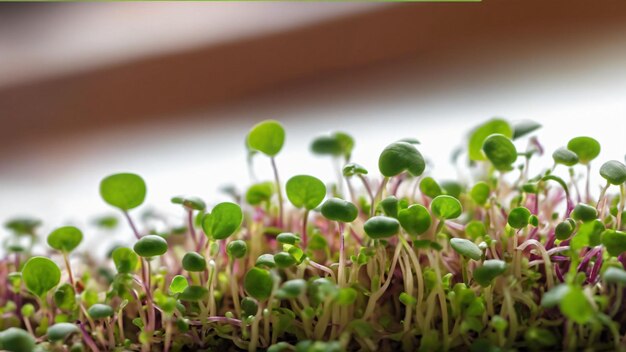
[[2, 118, 626, 352]]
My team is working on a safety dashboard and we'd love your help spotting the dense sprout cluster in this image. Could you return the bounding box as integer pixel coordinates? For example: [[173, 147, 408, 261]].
[[2, 118, 626, 352]]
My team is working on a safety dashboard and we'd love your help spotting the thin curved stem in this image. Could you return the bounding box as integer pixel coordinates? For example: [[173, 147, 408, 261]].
[[62, 252, 75, 288], [270, 157, 284, 228], [302, 209, 310, 249], [123, 210, 141, 240]]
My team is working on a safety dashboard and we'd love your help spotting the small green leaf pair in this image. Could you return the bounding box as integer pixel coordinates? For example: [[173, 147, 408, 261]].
[[378, 141, 425, 177], [244, 267, 274, 301], [22, 257, 61, 298], [310, 131, 354, 160], [47, 226, 83, 253], [202, 202, 243, 240], [541, 284, 595, 324], [286, 175, 326, 211], [247, 120, 285, 157]]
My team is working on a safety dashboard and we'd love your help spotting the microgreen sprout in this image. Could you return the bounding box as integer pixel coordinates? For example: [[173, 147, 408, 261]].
[[4, 117, 626, 351], [247, 120, 286, 226], [286, 175, 326, 247]]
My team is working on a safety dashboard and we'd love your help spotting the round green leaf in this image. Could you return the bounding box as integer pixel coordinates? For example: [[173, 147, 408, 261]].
[[112, 247, 139, 274], [522, 182, 539, 194], [87, 303, 114, 319], [419, 177, 442, 198], [552, 147, 579, 166], [473, 260, 507, 287], [179, 285, 208, 301], [133, 235, 168, 257], [470, 182, 491, 205], [512, 120, 541, 140], [202, 202, 243, 240], [5, 217, 41, 235], [171, 196, 206, 211], [524, 327, 557, 350], [541, 284, 570, 308], [276, 279, 306, 299], [244, 267, 274, 301], [54, 283, 76, 311], [440, 181, 462, 199], [603, 267, 626, 286], [20, 304, 34, 318], [255, 254, 276, 268], [378, 142, 425, 177], [336, 287, 357, 306], [0, 328, 36, 352], [379, 196, 399, 218], [47, 226, 83, 253], [571, 203, 598, 222], [529, 215, 539, 227], [571, 219, 604, 251], [363, 216, 400, 239], [99, 173, 146, 211], [320, 198, 358, 223], [555, 219, 576, 241], [507, 207, 531, 229], [182, 252, 207, 272], [246, 182, 274, 206], [560, 287, 594, 324], [567, 137, 600, 164], [431, 195, 462, 220], [169, 275, 189, 294], [274, 252, 296, 268], [276, 233, 300, 245], [398, 204, 431, 236], [465, 221, 487, 240], [22, 256, 60, 297], [342, 163, 368, 177], [285, 175, 326, 210], [600, 160, 626, 185], [227, 240, 248, 259], [247, 120, 285, 157], [311, 132, 354, 158], [241, 297, 259, 317], [468, 118, 513, 161], [47, 323, 79, 342], [602, 230, 626, 257], [450, 238, 482, 261], [93, 215, 118, 230], [481, 134, 517, 171], [399, 292, 418, 307]]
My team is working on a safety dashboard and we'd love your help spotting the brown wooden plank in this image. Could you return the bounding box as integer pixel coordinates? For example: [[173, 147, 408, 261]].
[[1, 1, 626, 152]]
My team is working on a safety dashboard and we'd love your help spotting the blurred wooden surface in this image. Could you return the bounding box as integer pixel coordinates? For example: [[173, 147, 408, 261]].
[[2, 1, 626, 153]]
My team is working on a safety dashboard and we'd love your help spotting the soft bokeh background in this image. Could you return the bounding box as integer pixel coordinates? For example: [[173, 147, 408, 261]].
[[1, 2, 625, 254]]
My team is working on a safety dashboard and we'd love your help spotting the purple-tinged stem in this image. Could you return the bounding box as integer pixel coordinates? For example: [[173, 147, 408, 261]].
[[391, 175, 405, 196], [78, 320, 101, 352], [577, 247, 601, 272], [588, 249, 603, 284], [555, 264, 565, 283], [349, 228, 363, 246], [123, 211, 141, 240], [551, 256, 570, 262], [187, 209, 199, 251], [308, 260, 336, 281], [619, 254, 626, 270]]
